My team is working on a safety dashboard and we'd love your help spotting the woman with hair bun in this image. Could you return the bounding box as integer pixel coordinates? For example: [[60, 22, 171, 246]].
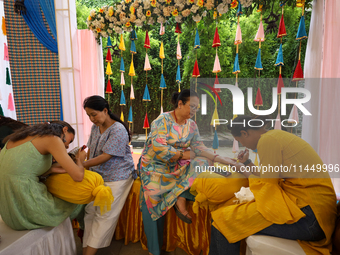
[[82, 95, 134, 255], [0, 120, 86, 230]]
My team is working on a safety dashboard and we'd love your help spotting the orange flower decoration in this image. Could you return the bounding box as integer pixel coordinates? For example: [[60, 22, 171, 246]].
[[197, 0, 204, 7], [151, 0, 157, 7], [125, 21, 131, 27], [188, 0, 194, 3], [213, 11, 217, 19], [96, 28, 101, 33], [146, 10, 151, 17], [172, 9, 178, 16], [166, 0, 171, 4], [125, 0, 132, 3], [230, 0, 238, 8], [130, 6, 135, 13], [99, 8, 104, 13], [88, 15, 92, 21]]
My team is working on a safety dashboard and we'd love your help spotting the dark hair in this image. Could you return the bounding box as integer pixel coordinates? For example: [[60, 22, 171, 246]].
[[83, 95, 131, 142], [0, 116, 27, 130], [228, 115, 270, 137], [3, 120, 75, 144], [171, 89, 199, 109]]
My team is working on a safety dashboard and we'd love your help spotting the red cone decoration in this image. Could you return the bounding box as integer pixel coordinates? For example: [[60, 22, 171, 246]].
[[144, 30, 150, 49], [292, 60, 304, 81], [105, 48, 113, 62], [192, 60, 200, 78], [105, 79, 113, 93], [212, 27, 221, 48], [213, 74, 221, 93], [175, 23, 182, 34], [277, 74, 284, 94], [255, 87, 263, 106], [277, 14, 287, 38], [143, 113, 150, 129]]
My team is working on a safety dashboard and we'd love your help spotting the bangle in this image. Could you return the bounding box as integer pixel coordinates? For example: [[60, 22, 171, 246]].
[[212, 154, 219, 162], [178, 150, 184, 160], [243, 159, 252, 166]]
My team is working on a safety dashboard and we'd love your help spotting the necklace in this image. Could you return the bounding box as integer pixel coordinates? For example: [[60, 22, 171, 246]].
[[173, 110, 186, 125]]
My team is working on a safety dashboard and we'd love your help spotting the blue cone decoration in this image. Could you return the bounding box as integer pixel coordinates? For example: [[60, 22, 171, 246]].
[[296, 16, 308, 40], [237, 0, 242, 16], [254, 48, 263, 70], [128, 106, 133, 123], [176, 65, 181, 83], [232, 53, 240, 74], [107, 37, 112, 48], [194, 28, 201, 49], [120, 57, 125, 72], [130, 40, 136, 54], [212, 130, 219, 150], [274, 43, 284, 66], [130, 29, 138, 40], [160, 74, 167, 89], [120, 90, 126, 105], [143, 84, 151, 101]]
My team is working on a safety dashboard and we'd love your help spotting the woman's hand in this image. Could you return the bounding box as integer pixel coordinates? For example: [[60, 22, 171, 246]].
[[215, 156, 237, 166], [76, 150, 87, 162], [237, 149, 249, 164]]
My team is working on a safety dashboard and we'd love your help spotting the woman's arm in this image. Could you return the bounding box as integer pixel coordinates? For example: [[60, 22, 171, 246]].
[[83, 153, 112, 169]]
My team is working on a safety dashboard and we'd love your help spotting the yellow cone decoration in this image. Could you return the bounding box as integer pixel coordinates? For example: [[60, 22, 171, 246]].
[[119, 34, 126, 51], [120, 111, 124, 122], [129, 58, 135, 76], [159, 42, 165, 59], [106, 62, 113, 75], [210, 107, 220, 126]]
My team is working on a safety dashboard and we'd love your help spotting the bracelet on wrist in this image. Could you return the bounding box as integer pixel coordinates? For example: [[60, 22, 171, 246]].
[[178, 150, 184, 160], [212, 154, 219, 162]]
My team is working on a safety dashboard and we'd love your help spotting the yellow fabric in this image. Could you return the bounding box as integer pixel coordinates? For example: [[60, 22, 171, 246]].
[[119, 34, 125, 51], [45, 170, 114, 215], [212, 130, 337, 255], [159, 42, 165, 59], [190, 168, 248, 213], [129, 58, 135, 76], [210, 108, 220, 126], [105, 62, 113, 75]]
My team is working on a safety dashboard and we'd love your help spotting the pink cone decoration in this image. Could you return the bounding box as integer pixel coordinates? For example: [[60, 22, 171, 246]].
[[213, 74, 221, 93], [232, 138, 239, 153], [292, 60, 304, 81], [160, 105, 163, 114], [274, 113, 281, 130], [234, 23, 242, 45], [176, 41, 182, 60], [288, 105, 299, 123], [159, 23, 165, 35], [120, 72, 125, 85], [4, 43, 9, 61], [8, 93, 15, 111], [277, 74, 284, 94], [254, 21, 265, 42], [212, 54, 221, 73], [130, 84, 135, 99], [235, 81, 238, 87], [144, 53, 151, 71]]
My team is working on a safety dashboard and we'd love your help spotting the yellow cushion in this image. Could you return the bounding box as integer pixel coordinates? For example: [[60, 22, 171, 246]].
[[45, 170, 114, 215], [190, 164, 249, 213]]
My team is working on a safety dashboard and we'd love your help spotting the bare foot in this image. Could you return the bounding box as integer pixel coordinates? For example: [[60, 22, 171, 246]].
[[175, 197, 192, 219]]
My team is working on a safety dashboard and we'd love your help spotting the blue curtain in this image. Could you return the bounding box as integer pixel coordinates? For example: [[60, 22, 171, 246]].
[[22, 0, 58, 53], [38, 0, 57, 40]]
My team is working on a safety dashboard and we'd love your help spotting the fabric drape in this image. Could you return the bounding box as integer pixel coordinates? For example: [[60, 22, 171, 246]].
[[38, 0, 57, 40]]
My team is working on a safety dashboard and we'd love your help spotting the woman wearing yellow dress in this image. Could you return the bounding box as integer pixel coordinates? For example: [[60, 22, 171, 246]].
[[209, 115, 337, 255]]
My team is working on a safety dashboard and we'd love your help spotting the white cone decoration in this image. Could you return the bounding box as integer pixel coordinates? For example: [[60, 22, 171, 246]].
[[120, 72, 125, 85], [235, 81, 238, 87], [160, 105, 163, 114], [176, 41, 182, 60], [160, 23, 165, 35], [212, 53, 221, 73], [232, 138, 239, 154], [144, 53, 151, 71], [130, 83, 135, 100], [288, 105, 299, 123], [274, 113, 281, 130]]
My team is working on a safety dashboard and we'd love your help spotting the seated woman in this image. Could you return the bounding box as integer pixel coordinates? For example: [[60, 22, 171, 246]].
[[139, 89, 235, 255], [0, 121, 86, 230], [209, 115, 337, 255]]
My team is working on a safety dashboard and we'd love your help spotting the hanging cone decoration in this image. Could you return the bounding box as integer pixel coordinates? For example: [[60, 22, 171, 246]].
[[176, 65, 181, 84], [144, 30, 150, 49], [105, 48, 113, 62], [235, 81, 238, 87], [175, 23, 182, 34], [130, 40, 137, 54], [232, 138, 239, 153], [130, 84, 135, 99], [160, 105, 163, 114], [4, 43, 9, 61], [8, 93, 15, 111], [176, 41, 182, 60], [234, 23, 242, 45], [192, 59, 200, 77], [277, 14, 287, 38], [143, 85, 151, 101], [213, 74, 221, 93], [6, 67, 11, 85], [274, 44, 284, 66], [277, 74, 285, 94], [2, 17, 6, 36], [210, 108, 220, 126], [120, 72, 125, 85], [296, 15, 308, 40], [119, 34, 126, 51], [288, 105, 299, 123], [0, 104, 3, 116], [120, 90, 126, 105], [255, 87, 263, 106], [254, 48, 263, 70], [232, 54, 240, 74], [212, 27, 221, 48], [120, 111, 124, 122], [254, 20, 265, 42], [105, 79, 113, 93], [128, 106, 133, 123], [159, 23, 165, 35], [296, 0, 305, 7], [120, 57, 125, 72], [105, 62, 113, 75], [194, 28, 201, 49], [144, 53, 151, 71], [129, 59, 135, 76], [107, 36, 113, 48], [159, 42, 165, 59], [292, 60, 304, 81], [212, 54, 221, 73], [130, 29, 138, 40], [160, 74, 167, 88], [143, 113, 150, 129], [212, 130, 219, 150], [237, 0, 242, 16], [274, 113, 281, 130]]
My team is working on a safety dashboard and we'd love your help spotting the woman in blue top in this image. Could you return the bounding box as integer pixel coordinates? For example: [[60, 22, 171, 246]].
[[82, 95, 134, 255]]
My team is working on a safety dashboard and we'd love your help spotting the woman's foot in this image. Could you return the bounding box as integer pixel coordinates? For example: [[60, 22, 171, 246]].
[[174, 197, 192, 223]]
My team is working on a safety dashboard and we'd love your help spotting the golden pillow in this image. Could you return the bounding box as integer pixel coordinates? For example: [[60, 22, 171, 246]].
[[45, 170, 114, 215]]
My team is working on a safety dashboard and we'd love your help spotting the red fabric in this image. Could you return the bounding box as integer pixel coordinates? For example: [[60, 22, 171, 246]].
[[105, 48, 112, 62], [144, 31, 150, 49], [213, 74, 221, 93], [143, 112, 150, 128], [292, 60, 304, 81], [212, 27, 221, 48], [277, 14, 287, 38], [192, 59, 200, 77], [255, 87, 263, 106], [175, 23, 182, 34], [105, 79, 113, 93], [277, 74, 284, 94]]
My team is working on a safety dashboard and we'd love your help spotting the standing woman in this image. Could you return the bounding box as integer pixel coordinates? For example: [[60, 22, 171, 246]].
[[82, 95, 134, 255]]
